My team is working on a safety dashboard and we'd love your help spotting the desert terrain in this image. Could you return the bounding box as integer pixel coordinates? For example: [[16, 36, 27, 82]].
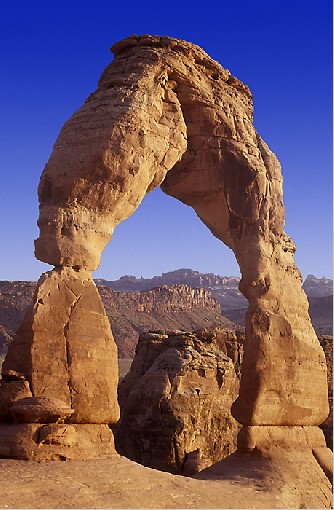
[[0, 34, 332, 509]]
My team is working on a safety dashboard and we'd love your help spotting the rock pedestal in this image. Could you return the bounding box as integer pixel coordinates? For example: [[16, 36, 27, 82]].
[[0, 268, 119, 459]]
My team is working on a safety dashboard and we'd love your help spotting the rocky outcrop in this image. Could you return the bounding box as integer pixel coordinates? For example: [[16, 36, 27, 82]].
[[0, 33, 330, 480], [117, 327, 332, 474], [116, 328, 243, 474], [319, 335, 333, 449], [0, 268, 119, 459]]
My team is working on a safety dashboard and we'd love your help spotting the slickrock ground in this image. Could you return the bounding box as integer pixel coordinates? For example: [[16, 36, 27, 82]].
[[0, 452, 332, 509]]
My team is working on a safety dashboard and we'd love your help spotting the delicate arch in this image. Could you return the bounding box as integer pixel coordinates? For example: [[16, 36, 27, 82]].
[[35, 34, 328, 427], [0, 36, 328, 463]]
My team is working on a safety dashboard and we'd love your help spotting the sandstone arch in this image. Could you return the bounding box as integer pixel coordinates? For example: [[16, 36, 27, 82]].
[[0, 35, 330, 467]]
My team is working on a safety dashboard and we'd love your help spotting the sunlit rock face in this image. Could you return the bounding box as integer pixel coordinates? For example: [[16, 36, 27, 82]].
[[36, 34, 328, 430], [0, 267, 119, 459], [0, 35, 330, 464]]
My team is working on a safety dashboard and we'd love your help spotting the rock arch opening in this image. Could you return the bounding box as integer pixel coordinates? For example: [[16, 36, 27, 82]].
[[0, 35, 329, 464], [92, 187, 240, 281]]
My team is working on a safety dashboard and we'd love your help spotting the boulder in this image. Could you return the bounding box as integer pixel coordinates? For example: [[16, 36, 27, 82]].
[[116, 330, 241, 475]]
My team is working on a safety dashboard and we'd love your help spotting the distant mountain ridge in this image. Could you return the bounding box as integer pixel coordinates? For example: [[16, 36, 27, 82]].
[[96, 268, 333, 310], [0, 270, 332, 358], [95, 268, 246, 310], [302, 274, 333, 297], [96, 269, 333, 337]]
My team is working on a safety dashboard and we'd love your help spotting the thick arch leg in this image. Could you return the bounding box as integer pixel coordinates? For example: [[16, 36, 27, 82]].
[[0, 267, 119, 459], [0, 37, 187, 460]]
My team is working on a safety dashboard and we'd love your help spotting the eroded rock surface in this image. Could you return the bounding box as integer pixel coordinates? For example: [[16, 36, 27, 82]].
[[0, 268, 119, 459], [116, 329, 242, 474], [2, 267, 119, 424], [33, 34, 329, 434], [0, 33, 330, 476]]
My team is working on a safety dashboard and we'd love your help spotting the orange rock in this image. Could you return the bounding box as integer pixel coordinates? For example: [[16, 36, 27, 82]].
[[0, 35, 330, 468]]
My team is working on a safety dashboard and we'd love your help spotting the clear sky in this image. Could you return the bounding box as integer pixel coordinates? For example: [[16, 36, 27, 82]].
[[0, 0, 332, 281]]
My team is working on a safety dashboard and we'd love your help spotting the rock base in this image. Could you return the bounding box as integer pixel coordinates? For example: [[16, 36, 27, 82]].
[[0, 423, 117, 460], [236, 425, 333, 482], [195, 447, 333, 508], [237, 425, 328, 450]]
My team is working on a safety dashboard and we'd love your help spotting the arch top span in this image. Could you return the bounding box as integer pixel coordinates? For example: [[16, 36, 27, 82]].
[[36, 33, 282, 270], [32, 34, 328, 436]]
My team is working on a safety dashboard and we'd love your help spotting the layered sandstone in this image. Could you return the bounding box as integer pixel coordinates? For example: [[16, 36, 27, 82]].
[[0, 33, 330, 481], [0, 268, 119, 459], [99, 284, 235, 357], [116, 329, 242, 474], [33, 34, 329, 434]]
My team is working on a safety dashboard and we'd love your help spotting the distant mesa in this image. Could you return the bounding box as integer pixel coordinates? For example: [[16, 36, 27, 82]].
[[0, 270, 332, 359], [303, 274, 334, 297]]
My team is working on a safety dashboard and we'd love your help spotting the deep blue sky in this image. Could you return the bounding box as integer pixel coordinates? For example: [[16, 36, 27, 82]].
[[0, 0, 332, 281]]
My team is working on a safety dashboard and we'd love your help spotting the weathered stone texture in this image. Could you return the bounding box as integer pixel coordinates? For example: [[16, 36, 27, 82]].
[[0, 267, 119, 459], [34, 34, 329, 435], [0, 33, 330, 474], [1, 267, 119, 425], [116, 329, 242, 475], [0, 423, 116, 461]]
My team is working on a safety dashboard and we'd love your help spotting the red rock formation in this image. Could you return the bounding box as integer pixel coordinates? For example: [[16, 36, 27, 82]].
[[104, 284, 221, 314], [116, 329, 241, 475], [0, 34, 331, 483], [0, 268, 119, 459]]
